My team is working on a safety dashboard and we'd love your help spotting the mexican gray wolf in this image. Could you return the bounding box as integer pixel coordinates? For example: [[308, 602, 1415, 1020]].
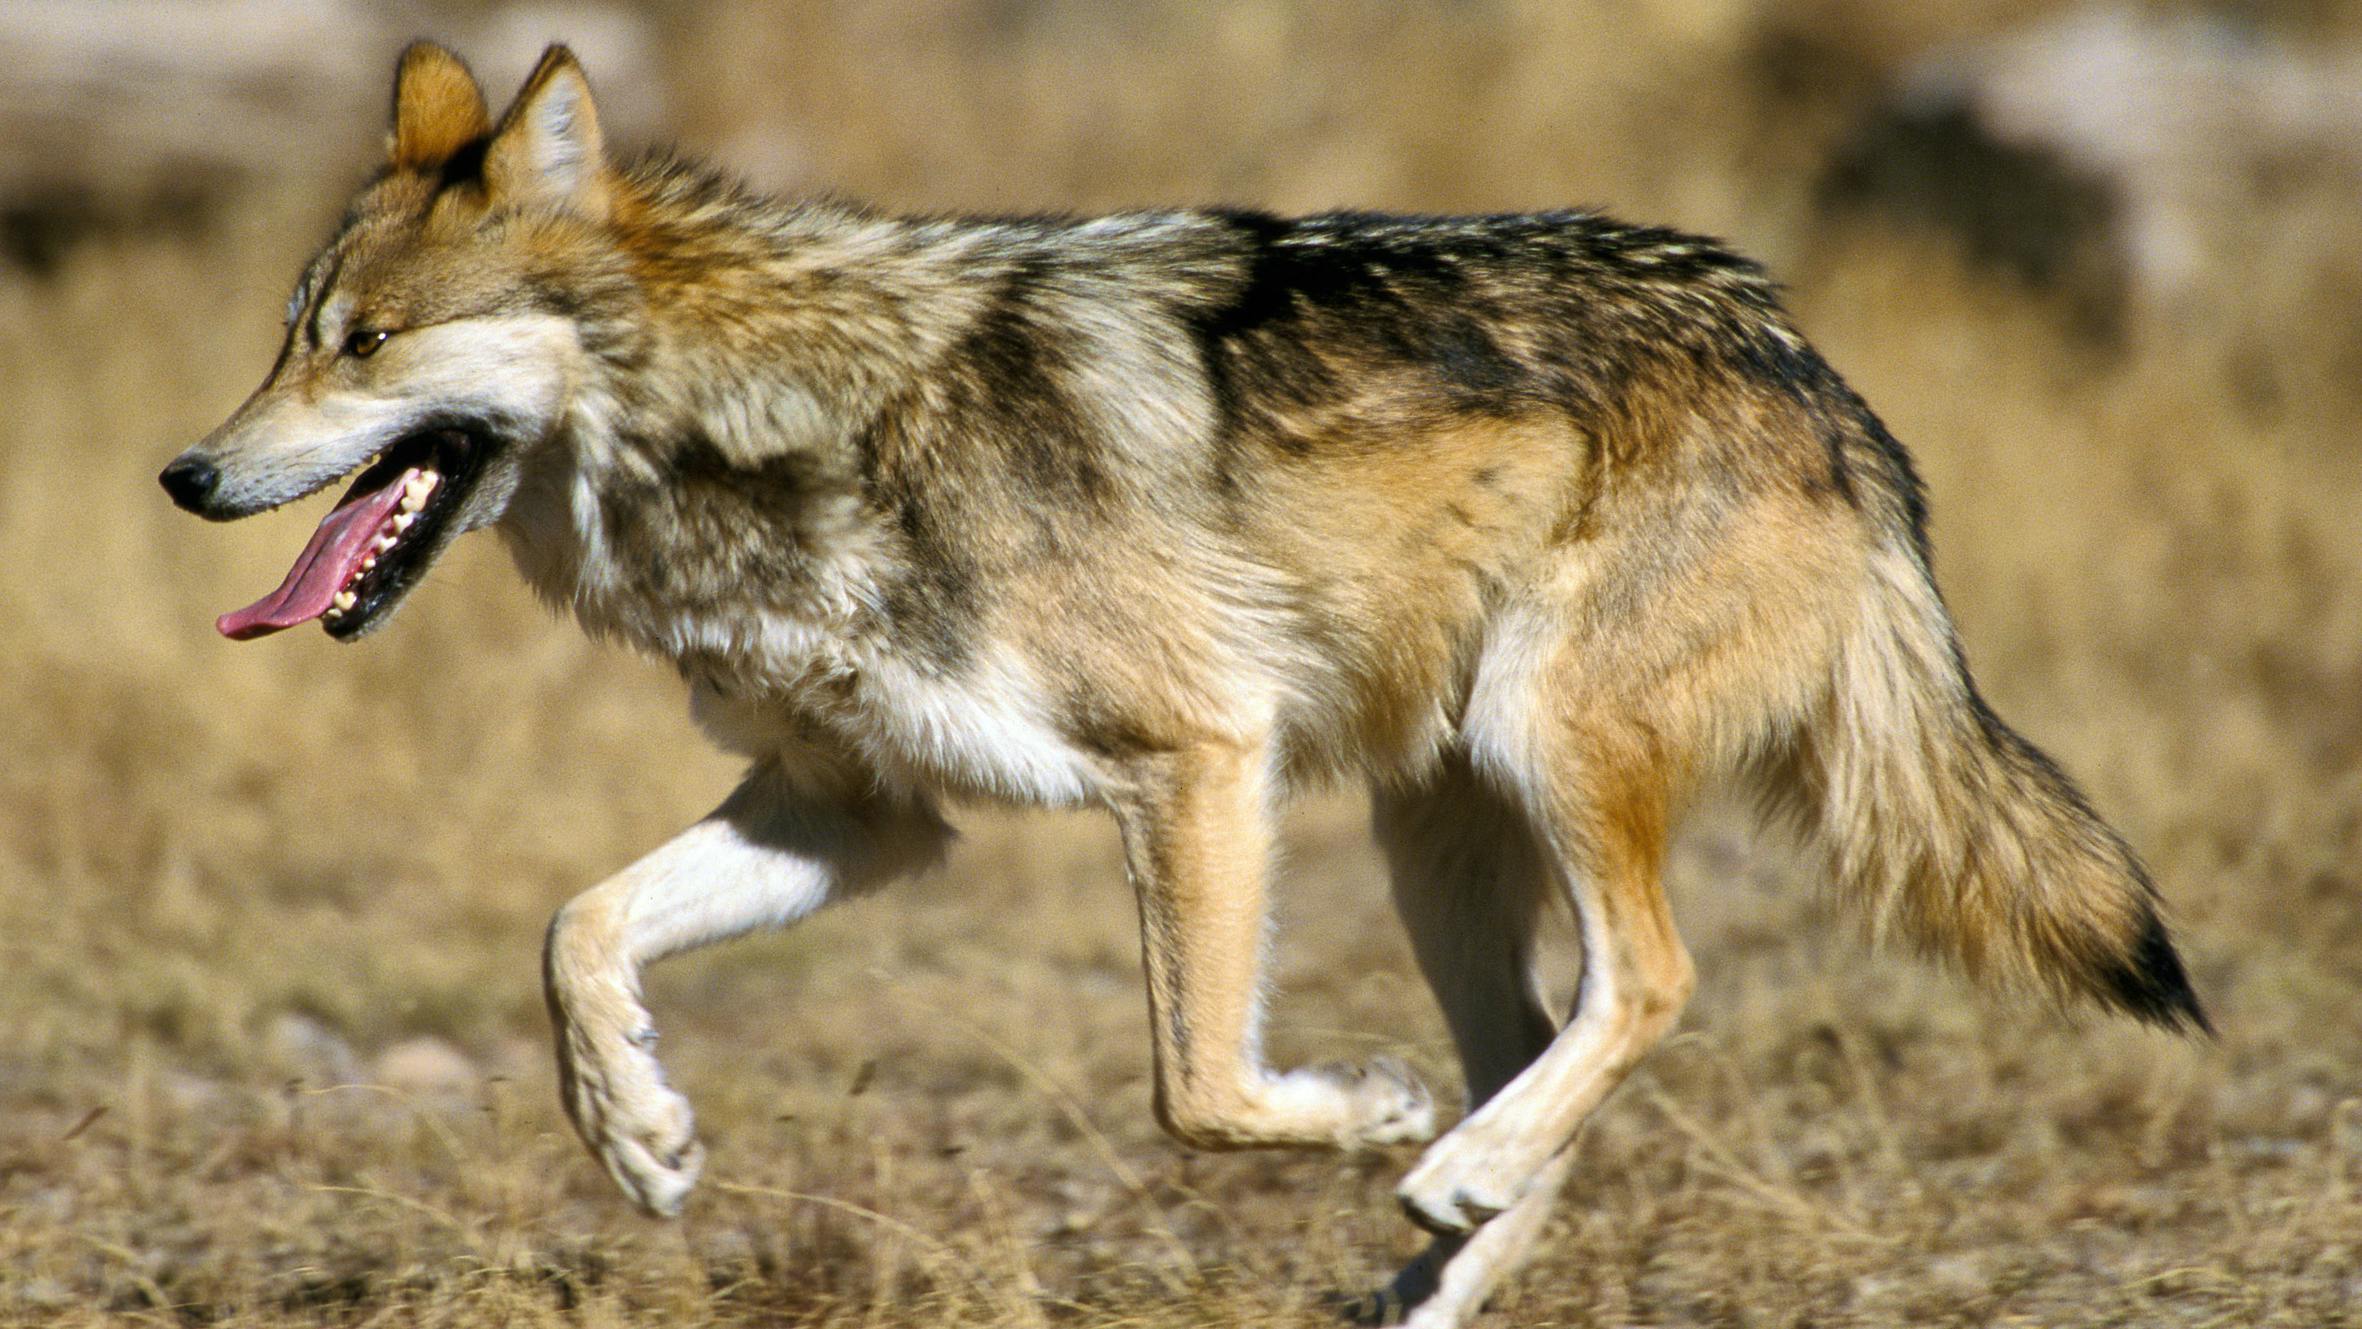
[[159, 41, 2206, 1328]]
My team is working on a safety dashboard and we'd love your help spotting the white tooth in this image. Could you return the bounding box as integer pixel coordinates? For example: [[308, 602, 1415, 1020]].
[[359, 555, 377, 572], [332, 590, 357, 611], [393, 512, 416, 531], [371, 534, 395, 552]]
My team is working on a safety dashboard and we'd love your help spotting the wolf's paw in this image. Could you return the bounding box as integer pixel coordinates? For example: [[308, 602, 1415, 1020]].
[[1343, 1056, 1440, 1147], [1331, 1283, 1411, 1327], [1267, 1055, 1436, 1149], [1395, 1119, 1534, 1234], [594, 1084, 705, 1217], [1332, 1239, 1451, 1326], [559, 1028, 706, 1217]]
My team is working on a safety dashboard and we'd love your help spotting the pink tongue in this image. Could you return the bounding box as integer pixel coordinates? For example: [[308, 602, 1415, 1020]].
[[217, 473, 412, 639]]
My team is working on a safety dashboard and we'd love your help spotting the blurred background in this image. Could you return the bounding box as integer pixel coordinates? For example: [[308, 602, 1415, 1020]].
[[2, 2, 2357, 1325]]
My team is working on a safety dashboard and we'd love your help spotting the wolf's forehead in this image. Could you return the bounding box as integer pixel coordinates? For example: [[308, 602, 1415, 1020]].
[[292, 210, 420, 308], [345, 168, 455, 232]]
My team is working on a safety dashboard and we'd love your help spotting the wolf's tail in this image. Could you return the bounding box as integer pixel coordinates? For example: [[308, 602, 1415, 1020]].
[[1774, 535, 2208, 1032]]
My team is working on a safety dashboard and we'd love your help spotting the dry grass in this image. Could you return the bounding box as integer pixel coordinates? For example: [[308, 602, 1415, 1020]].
[[5, 3, 2361, 1325]]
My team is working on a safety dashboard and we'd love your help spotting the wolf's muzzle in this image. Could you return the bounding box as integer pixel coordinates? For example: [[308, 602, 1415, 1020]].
[[160, 455, 221, 514]]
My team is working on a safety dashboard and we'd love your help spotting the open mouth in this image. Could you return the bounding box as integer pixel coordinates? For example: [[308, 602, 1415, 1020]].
[[217, 427, 489, 641]]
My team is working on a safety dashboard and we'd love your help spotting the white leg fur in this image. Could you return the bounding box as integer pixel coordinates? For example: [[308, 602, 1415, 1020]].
[[544, 759, 949, 1215], [1395, 850, 1687, 1236], [1384, 1151, 1578, 1329], [1394, 752, 1693, 1241]]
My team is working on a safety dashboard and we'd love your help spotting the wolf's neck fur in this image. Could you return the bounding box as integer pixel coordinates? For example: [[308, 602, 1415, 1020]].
[[500, 168, 993, 697]]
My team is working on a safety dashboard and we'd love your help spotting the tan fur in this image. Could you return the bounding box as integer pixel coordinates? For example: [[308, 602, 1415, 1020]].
[[162, 44, 2204, 1329], [389, 42, 488, 171], [1108, 739, 1437, 1151], [485, 47, 612, 218]]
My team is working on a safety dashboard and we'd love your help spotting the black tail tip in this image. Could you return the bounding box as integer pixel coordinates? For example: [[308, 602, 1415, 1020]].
[[2096, 909, 2212, 1037]]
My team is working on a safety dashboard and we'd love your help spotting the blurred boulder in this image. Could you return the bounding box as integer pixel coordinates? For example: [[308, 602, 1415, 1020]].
[[0, 0, 662, 273], [264, 1011, 359, 1086], [1817, 6, 2362, 340], [1821, 92, 2127, 339], [371, 1036, 477, 1094]]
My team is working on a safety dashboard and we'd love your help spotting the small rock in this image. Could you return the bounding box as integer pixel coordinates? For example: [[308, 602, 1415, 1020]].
[[266, 1013, 360, 1085], [160, 1070, 225, 1112], [2, 1276, 75, 1310], [372, 1037, 477, 1093]]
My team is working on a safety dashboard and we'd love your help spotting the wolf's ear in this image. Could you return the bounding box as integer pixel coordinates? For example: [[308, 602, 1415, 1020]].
[[390, 41, 490, 170], [485, 45, 610, 218]]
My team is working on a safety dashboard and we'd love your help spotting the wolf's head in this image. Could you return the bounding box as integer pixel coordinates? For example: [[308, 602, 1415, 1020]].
[[163, 42, 626, 640]]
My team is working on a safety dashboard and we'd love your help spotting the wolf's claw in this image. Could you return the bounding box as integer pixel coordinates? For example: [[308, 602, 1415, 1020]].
[[604, 1117, 704, 1216]]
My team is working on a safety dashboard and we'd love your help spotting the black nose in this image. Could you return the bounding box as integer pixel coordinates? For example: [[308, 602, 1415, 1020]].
[[159, 456, 219, 512]]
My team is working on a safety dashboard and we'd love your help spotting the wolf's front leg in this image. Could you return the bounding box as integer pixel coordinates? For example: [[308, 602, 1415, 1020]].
[[1108, 739, 1436, 1151], [544, 759, 949, 1215]]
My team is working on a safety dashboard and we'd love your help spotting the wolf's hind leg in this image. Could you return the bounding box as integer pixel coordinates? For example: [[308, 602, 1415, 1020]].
[[1108, 739, 1436, 1151], [1367, 757, 1565, 1327], [1395, 716, 1693, 1237], [544, 759, 949, 1215]]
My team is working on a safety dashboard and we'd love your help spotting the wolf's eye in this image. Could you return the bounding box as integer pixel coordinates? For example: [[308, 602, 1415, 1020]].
[[344, 328, 391, 358]]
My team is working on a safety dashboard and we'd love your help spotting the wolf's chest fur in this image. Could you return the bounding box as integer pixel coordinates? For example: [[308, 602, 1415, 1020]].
[[511, 452, 1106, 807]]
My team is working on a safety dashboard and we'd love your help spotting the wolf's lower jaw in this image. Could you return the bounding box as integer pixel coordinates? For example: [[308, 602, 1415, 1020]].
[[215, 425, 489, 641], [323, 468, 439, 621]]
